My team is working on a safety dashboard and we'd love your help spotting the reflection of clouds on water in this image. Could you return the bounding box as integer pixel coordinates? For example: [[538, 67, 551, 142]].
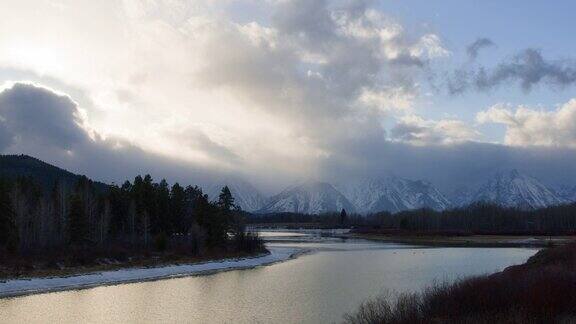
[[0, 229, 537, 324], [256, 229, 351, 244], [258, 229, 422, 252]]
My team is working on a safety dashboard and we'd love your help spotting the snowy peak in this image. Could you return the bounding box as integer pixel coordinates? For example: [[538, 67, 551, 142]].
[[258, 181, 355, 215], [469, 169, 566, 209], [209, 170, 570, 215], [557, 185, 576, 203], [206, 177, 267, 212], [341, 176, 451, 213]]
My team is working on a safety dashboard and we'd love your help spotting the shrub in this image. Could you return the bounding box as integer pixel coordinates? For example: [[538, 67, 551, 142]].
[[345, 243, 576, 324]]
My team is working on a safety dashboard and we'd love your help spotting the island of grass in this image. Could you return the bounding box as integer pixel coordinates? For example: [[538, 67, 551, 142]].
[[345, 230, 575, 247]]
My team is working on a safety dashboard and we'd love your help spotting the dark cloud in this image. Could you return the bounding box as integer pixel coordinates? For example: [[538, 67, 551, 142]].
[[319, 136, 576, 193], [466, 37, 494, 59], [390, 122, 427, 142], [198, 0, 438, 169], [1, 83, 576, 196], [178, 130, 240, 165], [0, 120, 14, 150], [0, 83, 87, 149], [448, 49, 576, 94], [389, 53, 426, 67], [0, 83, 220, 188]]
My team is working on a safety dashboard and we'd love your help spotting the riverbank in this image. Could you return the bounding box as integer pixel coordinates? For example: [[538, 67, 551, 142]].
[[345, 242, 576, 323], [345, 232, 575, 247], [0, 247, 269, 280], [0, 246, 304, 299]]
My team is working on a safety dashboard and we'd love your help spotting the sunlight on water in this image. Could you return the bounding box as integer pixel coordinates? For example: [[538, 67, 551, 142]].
[[0, 232, 537, 324]]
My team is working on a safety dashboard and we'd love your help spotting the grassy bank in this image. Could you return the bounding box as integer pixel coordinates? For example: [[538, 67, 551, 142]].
[[0, 245, 268, 280], [345, 241, 576, 323], [346, 228, 576, 247]]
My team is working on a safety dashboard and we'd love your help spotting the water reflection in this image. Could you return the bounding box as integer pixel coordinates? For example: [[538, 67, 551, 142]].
[[0, 231, 537, 324]]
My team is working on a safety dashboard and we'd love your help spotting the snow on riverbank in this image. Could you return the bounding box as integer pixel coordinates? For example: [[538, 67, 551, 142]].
[[0, 246, 304, 298]]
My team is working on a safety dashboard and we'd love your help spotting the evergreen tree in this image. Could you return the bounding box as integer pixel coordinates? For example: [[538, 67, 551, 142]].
[[0, 180, 19, 252], [218, 186, 235, 211], [68, 194, 89, 245], [155, 179, 170, 234], [169, 183, 186, 234], [0, 170, 265, 258], [340, 208, 347, 225]]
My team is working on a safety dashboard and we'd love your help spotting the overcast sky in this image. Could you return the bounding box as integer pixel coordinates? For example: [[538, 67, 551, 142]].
[[1, 0, 576, 194]]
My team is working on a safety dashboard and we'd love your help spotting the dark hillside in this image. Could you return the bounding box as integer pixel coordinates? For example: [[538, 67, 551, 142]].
[[0, 154, 109, 192]]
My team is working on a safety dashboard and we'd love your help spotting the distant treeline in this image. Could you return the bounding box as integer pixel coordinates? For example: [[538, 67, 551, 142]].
[[369, 202, 576, 235], [0, 174, 263, 256], [252, 202, 576, 235]]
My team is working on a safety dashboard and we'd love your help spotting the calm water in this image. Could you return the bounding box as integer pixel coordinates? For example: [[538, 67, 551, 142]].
[[0, 231, 536, 324]]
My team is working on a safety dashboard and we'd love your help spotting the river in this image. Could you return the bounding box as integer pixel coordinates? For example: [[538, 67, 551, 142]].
[[0, 230, 537, 323]]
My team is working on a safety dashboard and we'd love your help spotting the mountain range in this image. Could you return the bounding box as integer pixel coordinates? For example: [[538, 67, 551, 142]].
[[216, 170, 572, 214], [206, 176, 267, 212], [1, 155, 573, 214], [456, 169, 567, 209], [339, 177, 451, 214], [258, 182, 356, 214]]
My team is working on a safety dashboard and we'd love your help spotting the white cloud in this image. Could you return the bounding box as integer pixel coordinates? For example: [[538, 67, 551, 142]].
[[9, 0, 543, 192], [391, 114, 481, 145], [358, 87, 415, 112], [477, 99, 576, 147]]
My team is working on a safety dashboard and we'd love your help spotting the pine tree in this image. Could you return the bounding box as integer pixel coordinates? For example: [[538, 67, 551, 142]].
[[68, 194, 89, 245], [169, 183, 186, 234], [218, 186, 235, 211], [0, 180, 19, 253], [340, 208, 347, 225], [155, 179, 170, 234]]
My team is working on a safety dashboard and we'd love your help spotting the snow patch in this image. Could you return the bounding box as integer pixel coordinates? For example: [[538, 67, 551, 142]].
[[0, 247, 303, 298]]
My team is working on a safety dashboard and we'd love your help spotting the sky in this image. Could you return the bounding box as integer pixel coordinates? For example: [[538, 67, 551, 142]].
[[1, 0, 576, 194]]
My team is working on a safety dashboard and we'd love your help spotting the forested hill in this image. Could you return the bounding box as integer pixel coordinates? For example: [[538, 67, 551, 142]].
[[0, 154, 109, 192]]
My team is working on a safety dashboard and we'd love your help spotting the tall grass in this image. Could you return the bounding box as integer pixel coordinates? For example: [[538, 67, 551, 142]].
[[345, 242, 576, 324]]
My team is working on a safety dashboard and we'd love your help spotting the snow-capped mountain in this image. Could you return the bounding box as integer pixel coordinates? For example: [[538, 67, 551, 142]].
[[450, 186, 475, 208], [465, 170, 566, 209], [206, 177, 267, 212], [212, 170, 570, 215], [257, 182, 355, 214], [340, 176, 451, 213], [557, 185, 576, 203]]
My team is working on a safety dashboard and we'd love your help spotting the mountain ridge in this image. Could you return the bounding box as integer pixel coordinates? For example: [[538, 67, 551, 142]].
[[463, 169, 566, 209], [339, 176, 451, 214], [257, 181, 356, 215], [0, 154, 109, 192], [1, 155, 572, 214], [206, 176, 267, 212]]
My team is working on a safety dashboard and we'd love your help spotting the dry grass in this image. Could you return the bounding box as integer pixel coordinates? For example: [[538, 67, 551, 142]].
[[0, 244, 267, 280], [345, 242, 576, 324]]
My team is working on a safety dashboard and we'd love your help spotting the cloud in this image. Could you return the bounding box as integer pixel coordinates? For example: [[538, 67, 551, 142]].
[[390, 115, 480, 145], [318, 137, 576, 193], [0, 82, 89, 150], [195, 0, 449, 160], [466, 37, 494, 59], [0, 120, 14, 150], [3, 82, 576, 196], [448, 49, 576, 94], [0, 82, 221, 187], [3, 0, 576, 195], [477, 99, 576, 148]]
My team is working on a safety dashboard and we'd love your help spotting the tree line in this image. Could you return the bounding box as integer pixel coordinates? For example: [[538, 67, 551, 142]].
[[366, 202, 576, 234], [0, 174, 263, 257], [251, 202, 576, 235]]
